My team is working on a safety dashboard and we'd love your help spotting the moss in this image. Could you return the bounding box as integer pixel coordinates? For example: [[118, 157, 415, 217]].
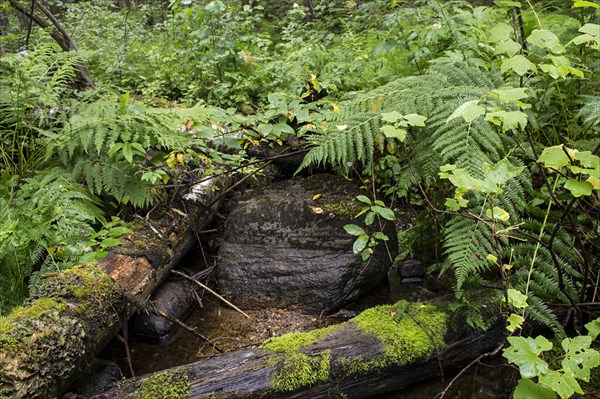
[[271, 350, 331, 393], [0, 297, 66, 336], [261, 325, 340, 393], [261, 324, 341, 353], [341, 300, 447, 376], [135, 240, 149, 250], [133, 369, 191, 399], [321, 200, 360, 218]]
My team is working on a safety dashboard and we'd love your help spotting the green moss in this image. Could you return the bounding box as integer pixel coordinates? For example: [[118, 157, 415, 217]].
[[134, 369, 191, 399], [0, 297, 66, 336], [261, 325, 339, 393], [342, 300, 447, 376], [271, 350, 331, 393], [261, 324, 341, 353], [321, 200, 360, 218]]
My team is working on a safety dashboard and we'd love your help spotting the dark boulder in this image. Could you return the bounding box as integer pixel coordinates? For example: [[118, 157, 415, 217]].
[[68, 359, 122, 397], [134, 280, 196, 343], [217, 174, 397, 313]]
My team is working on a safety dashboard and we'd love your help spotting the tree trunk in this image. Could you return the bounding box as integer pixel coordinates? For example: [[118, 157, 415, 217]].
[[91, 303, 505, 399], [0, 177, 232, 399], [7, 0, 95, 90]]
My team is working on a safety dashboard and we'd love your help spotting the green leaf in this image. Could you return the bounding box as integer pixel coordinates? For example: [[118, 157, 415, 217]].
[[539, 369, 583, 399], [373, 232, 389, 241], [574, 151, 600, 169], [501, 55, 537, 76], [380, 125, 407, 141], [344, 224, 366, 236], [122, 143, 133, 163], [361, 249, 371, 261], [491, 87, 529, 103], [508, 288, 528, 309], [585, 317, 600, 340], [447, 100, 485, 123], [403, 113, 427, 126], [486, 206, 510, 221], [528, 29, 565, 54], [561, 335, 599, 381], [494, 0, 522, 7], [356, 195, 372, 205], [365, 211, 375, 226], [564, 179, 593, 197], [573, 1, 600, 9], [353, 235, 369, 253], [507, 313, 525, 332], [371, 205, 395, 221], [538, 145, 570, 168], [100, 237, 122, 248], [485, 110, 528, 131], [514, 378, 557, 399], [504, 336, 551, 378], [381, 111, 404, 123], [108, 226, 133, 237], [494, 39, 522, 56], [489, 23, 513, 43], [482, 159, 524, 188]]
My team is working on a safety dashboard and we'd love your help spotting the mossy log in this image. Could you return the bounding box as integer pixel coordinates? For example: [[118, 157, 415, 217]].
[[92, 301, 505, 399], [0, 177, 231, 399]]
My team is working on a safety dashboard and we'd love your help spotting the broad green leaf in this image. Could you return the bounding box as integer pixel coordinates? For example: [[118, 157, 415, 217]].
[[579, 23, 600, 35], [508, 288, 529, 309], [122, 144, 133, 163], [365, 211, 375, 226], [588, 176, 600, 189], [528, 29, 565, 54], [494, 0, 521, 7], [514, 378, 557, 399], [403, 113, 427, 126], [585, 317, 600, 340], [564, 179, 593, 197], [440, 164, 457, 172], [494, 39, 522, 56], [539, 369, 583, 399], [501, 55, 537, 76], [538, 145, 570, 168], [573, 1, 600, 8], [445, 198, 461, 211], [447, 100, 485, 123], [381, 111, 404, 123], [485, 110, 528, 131], [108, 226, 133, 237], [353, 235, 369, 253], [344, 224, 366, 236], [381, 125, 407, 141], [489, 23, 513, 43], [504, 336, 551, 378], [361, 249, 372, 261], [574, 151, 600, 169], [486, 254, 498, 263], [486, 206, 510, 221], [371, 205, 396, 221], [561, 336, 599, 381], [492, 87, 529, 102], [482, 159, 524, 188], [373, 232, 389, 241], [100, 238, 122, 248], [507, 313, 525, 332], [356, 195, 372, 205]]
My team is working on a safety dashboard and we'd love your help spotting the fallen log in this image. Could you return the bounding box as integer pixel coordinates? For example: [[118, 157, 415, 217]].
[[92, 301, 505, 399], [0, 177, 231, 399]]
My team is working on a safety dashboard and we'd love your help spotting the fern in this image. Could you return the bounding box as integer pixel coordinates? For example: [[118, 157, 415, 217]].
[[45, 98, 220, 208]]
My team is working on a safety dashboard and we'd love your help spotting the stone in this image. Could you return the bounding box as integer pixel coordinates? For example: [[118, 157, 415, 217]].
[[398, 258, 426, 278], [134, 279, 196, 343], [217, 174, 397, 313], [69, 359, 122, 396]]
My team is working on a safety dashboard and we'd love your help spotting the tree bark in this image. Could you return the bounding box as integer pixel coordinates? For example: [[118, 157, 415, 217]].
[[0, 177, 232, 399], [91, 308, 505, 399], [7, 0, 95, 90]]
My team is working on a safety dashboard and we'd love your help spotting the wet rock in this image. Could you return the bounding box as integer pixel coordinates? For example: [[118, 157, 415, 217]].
[[69, 359, 122, 396], [134, 280, 196, 343], [217, 174, 397, 313], [398, 259, 425, 278]]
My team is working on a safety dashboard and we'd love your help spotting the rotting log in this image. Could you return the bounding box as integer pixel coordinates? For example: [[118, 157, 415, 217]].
[[0, 177, 231, 399], [91, 301, 505, 399]]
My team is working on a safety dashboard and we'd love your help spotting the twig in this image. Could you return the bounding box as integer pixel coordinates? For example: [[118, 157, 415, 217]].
[[152, 307, 223, 353], [171, 269, 251, 319], [134, 214, 163, 239], [437, 342, 505, 399]]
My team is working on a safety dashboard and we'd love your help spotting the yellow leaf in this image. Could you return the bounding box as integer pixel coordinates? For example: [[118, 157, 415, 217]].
[[332, 103, 340, 113], [312, 193, 322, 200], [587, 176, 600, 189], [311, 207, 324, 214]]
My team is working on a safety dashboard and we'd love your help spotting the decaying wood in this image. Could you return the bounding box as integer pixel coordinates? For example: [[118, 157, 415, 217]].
[[0, 177, 231, 399], [92, 314, 505, 399]]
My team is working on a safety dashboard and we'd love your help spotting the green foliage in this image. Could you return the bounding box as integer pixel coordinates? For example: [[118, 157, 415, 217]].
[[344, 195, 394, 260], [504, 318, 600, 399]]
